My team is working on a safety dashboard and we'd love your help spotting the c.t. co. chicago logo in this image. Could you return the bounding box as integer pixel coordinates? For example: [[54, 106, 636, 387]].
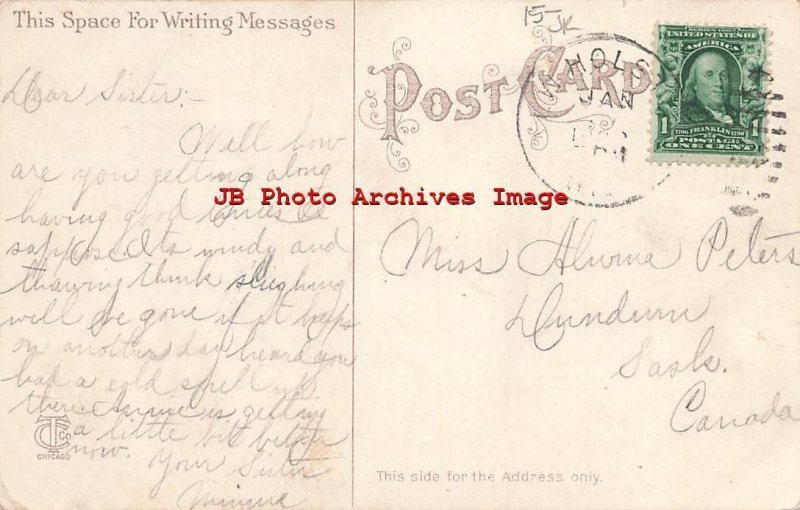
[[34, 415, 71, 453]]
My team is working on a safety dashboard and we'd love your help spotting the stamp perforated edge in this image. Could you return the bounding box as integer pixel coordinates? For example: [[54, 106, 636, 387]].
[[646, 21, 774, 167]]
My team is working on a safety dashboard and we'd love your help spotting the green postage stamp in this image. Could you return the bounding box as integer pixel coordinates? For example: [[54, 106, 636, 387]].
[[652, 25, 769, 164]]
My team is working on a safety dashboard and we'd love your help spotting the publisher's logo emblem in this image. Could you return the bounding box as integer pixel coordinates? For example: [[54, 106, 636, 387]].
[[34, 415, 71, 452]]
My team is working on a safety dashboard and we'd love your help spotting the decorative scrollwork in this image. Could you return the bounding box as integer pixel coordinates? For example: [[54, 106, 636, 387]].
[[360, 37, 420, 172], [525, 117, 550, 151], [531, 26, 552, 46], [396, 118, 419, 136], [358, 89, 385, 130], [482, 64, 520, 96], [387, 140, 410, 172], [521, 101, 615, 151], [392, 37, 412, 61]]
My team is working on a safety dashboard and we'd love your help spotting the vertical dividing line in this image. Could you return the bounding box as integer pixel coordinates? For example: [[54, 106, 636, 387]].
[[350, 0, 356, 508]]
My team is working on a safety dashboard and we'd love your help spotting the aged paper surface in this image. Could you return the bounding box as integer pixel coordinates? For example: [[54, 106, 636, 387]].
[[0, 0, 798, 509]]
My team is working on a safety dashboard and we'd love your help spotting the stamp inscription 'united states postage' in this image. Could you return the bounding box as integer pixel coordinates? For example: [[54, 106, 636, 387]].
[[653, 25, 769, 164]]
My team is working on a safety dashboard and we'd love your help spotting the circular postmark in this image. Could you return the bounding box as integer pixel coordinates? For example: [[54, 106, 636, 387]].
[[516, 32, 670, 208]]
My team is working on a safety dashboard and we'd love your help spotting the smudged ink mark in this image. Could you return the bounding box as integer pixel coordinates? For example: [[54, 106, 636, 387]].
[[729, 205, 759, 217]]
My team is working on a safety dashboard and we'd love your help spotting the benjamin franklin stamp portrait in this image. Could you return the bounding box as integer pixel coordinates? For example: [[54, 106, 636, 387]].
[[653, 25, 769, 164]]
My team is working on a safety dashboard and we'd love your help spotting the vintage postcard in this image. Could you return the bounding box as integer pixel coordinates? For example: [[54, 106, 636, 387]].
[[0, 0, 798, 509]]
